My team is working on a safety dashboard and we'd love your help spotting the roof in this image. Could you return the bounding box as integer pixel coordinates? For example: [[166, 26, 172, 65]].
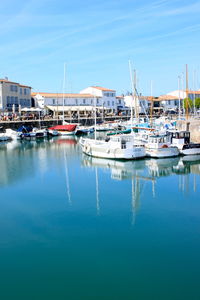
[[158, 95, 179, 100], [0, 79, 31, 88], [91, 86, 116, 92], [188, 91, 200, 95], [32, 92, 96, 98]]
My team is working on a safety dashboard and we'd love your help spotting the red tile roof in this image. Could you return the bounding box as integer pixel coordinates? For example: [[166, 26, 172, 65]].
[[0, 79, 31, 88], [91, 86, 115, 92]]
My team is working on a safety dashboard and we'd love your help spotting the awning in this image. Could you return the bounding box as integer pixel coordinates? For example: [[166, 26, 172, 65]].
[[21, 107, 42, 112], [46, 105, 110, 112]]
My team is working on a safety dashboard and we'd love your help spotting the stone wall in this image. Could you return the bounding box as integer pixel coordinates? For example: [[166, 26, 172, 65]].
[[177, 119, 200, 142]]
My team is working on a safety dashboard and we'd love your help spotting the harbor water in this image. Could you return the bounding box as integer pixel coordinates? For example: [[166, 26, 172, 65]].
[[0, 137, 200, 300]]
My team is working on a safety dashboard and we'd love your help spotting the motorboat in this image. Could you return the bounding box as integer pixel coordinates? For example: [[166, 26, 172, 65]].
[[5, 129, 23, 140], [80, 134, 146, 160], [168, 130, 200, 155], [49, 124, 77, 136], [0, 133, 12, 142], [142, 133, 179, 158], [75, 126, 94, 136]]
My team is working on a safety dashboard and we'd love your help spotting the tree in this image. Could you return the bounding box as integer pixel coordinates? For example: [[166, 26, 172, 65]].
[[183, 98, 193, 111], [194, 98, 200, 109]]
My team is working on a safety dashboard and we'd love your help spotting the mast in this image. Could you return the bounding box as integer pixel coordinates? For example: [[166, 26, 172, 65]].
[[94, 94, 97, 141], [134, 70, 139, 123], [150, 80, 153, 127], [185, 64, 189, 120], [129, 60, 134, 132], [62, 63, 66, 124], [178, 76, 181, 120]]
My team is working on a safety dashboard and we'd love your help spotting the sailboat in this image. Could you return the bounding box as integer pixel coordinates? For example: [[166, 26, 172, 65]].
[[49, 63, 77, 135]]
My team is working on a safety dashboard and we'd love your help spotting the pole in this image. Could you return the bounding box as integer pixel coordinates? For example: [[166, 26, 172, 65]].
[[178, 76, 181, 120], [129, 60, 134, 132], [185, 64, 189, 120], [150, 80, 153, 127], [94, 95, 97, 141], [62, 63, 66, 123]]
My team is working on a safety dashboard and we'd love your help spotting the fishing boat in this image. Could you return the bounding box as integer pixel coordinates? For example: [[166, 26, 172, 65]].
[[80, 134, 146, 160], [169, 130, 200, 155], [144, 134, 180, 158]]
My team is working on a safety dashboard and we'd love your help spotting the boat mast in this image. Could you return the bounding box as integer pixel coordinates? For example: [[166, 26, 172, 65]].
[[134, 70, 139, 123], [129, 60, 134, 132], [185, 64, 189, 120], [178, 75, 181, 120], [62, 63, 66, 124], [94, 94, 97, 141], [150, 80, 153, 128]]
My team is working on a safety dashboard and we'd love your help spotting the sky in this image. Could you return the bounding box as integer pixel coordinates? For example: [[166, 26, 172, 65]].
[[0, 0, 200, 96]]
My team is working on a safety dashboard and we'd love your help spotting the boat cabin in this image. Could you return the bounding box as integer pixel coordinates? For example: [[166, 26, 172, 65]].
[[170, 131, 190, 145]]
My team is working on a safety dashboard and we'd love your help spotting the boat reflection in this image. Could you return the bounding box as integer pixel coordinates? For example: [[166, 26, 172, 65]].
[[0, 137, 78, 187]]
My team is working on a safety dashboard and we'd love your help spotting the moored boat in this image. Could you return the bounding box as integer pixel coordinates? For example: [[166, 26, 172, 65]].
[[80, 134, 146, 160], [49, 124, 77, 136], [169, 130, 200, 155]]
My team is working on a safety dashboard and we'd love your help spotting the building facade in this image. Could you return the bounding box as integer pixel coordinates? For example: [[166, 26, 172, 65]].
[[32, 86, 124, 115], [0, 78, 31, 112]]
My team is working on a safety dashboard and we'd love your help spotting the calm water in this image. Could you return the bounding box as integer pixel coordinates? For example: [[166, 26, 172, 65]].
[[0, 137, 200, 300]]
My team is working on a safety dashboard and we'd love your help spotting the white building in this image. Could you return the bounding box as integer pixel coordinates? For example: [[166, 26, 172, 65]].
[[32, 86, 124, 116], [80, 86, 117, 111], [124, 95, 149, 114], [0, 78, 31, 112]]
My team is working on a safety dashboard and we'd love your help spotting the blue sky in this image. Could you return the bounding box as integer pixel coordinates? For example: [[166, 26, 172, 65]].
[[0, 0, 200, 96]]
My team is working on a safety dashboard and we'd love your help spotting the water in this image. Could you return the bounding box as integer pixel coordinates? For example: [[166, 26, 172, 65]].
[[0, 137, 200, 300]]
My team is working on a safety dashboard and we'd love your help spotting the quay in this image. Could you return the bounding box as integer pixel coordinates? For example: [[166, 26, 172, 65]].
[[0, 115, 130, 130], [0, 115, 199, 142]]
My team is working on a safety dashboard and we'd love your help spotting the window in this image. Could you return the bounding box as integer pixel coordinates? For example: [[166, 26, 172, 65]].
[[11, 96, 14, 104], [20, 88, 22, 94], [107, 101, 110, 106], [15, 97, 18, 104], [112, 101, 114, 106], [91, 99, 93, 104], [52, 99, 55, 105], [118, 99, 121, 104], [75, 99, 78, 105], [15, 85, 18, 92], [10, 85, 13, 91], [97, 98, 99, 104], [7, 96, 10, 104], [83, 99, 86, 104], [24, 89, 27, 95]]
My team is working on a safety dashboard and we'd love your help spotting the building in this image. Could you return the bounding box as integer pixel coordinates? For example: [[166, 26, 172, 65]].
[[80, 86, 117, 111], [32, 86, 124, 116], [0, 78, 31, 112], [124, 95, 150, 114]]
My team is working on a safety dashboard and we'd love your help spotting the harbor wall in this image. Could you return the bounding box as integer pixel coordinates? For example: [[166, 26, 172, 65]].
[[0, 116, 130, 130], [177, 119, 200, 142]]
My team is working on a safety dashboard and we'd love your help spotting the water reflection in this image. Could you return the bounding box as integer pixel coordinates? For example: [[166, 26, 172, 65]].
[[81, 154, 200, 222], [0, 137, 78, 187]]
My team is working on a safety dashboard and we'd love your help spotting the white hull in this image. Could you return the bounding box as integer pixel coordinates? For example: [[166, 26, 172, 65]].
[[81, 139, 146, 160], [146, 146, 179, 158], [58, 131, 76, 136], [180, 148, 200, 156]]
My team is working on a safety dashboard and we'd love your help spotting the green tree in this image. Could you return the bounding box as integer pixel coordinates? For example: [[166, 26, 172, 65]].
[[194, 98, 200, 109], [183, 98, 193, 110]]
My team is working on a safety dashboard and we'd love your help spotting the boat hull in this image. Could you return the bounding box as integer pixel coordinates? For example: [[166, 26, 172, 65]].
[[146, 146, 179, 158], [81, 141, 145, 160]]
